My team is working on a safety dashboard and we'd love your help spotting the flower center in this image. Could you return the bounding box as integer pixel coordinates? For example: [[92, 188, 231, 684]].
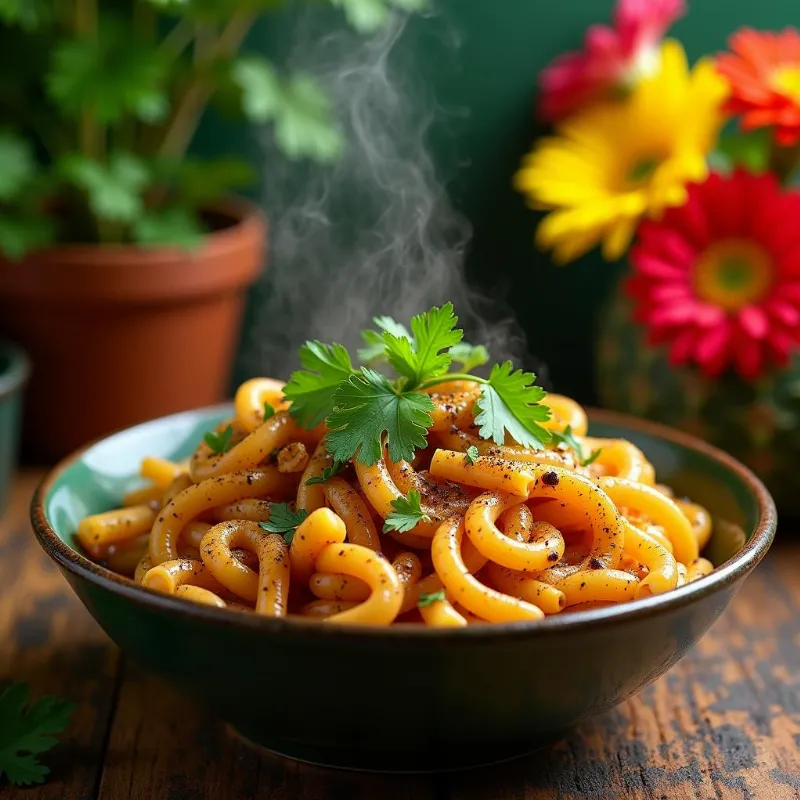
[[626, 156, 660, 188], [693, 240, 773, 312], [772, 66, 800, 104]]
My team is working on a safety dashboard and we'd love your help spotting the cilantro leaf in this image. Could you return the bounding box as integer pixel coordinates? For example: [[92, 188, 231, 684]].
[[326, 369, 435, 465], [474, 362, 551, 449], [383, 489, 430, 533], [464, 445, 479, 466], [582, 448, 603, 467], [305, 461, 346, 486], [263, 402, 275, 421], [204, 424, 234, 455], [382, 303, 462, 388], [0, 130, 36, 201], [357, 316, 412, 364], [448, 341, 489, 373], [417, 589, 446, 608], [284, 341, 356, 429], [550, 425, 603, 467], [260, 503, 309, 545], [0, 682, 75, 786], [232, 55, 283, 123]]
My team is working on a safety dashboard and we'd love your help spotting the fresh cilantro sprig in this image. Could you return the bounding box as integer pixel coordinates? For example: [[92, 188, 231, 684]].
[[0, 682, 75, 787], [305, 461, 346, 486], [417, 589, 446, 608], [286, 303, 551, 466], [283, 341, 357, 428], [383, 490, 430, 534], [260, 504, 309, 545], [551, 425, 603, 467], [204, 424, 235, 455], [464, 445, 479, 465], [263, 402, 275, 421]]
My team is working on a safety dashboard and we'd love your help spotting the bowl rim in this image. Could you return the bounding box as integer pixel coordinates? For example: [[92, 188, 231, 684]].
[[30, 405, 778, 641]]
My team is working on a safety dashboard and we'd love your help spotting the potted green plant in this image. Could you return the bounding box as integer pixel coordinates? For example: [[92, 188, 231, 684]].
[[0, 0, 420, 461]]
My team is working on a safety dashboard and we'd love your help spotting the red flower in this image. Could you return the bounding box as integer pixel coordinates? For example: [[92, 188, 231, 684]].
[[627, 170, 800, 380], [539, 0, 686, 123], [716, 28, 800, 146]]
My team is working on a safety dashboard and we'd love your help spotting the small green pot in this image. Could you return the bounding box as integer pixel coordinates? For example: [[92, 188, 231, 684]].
[[596, 282, 800, 517], [0, 341, 28, 512]]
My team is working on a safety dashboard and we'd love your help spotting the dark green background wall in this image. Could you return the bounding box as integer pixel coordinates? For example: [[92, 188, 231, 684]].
[[199, 0, 800, 403]]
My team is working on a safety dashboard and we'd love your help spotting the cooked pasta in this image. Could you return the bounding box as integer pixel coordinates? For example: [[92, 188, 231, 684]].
[[76, 382, 718, 627]]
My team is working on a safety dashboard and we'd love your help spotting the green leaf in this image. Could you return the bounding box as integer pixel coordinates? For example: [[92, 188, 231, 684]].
[[326, 369, 435, 466], [232, 56, 283, 123], [464, 445, 479, 466], [331, 0, 390, 32], [0, 130, 35, 200], [263, 402, 275, 421], [550, 424, 584, 460], [60, 153, 150, 224], [383, 303, 462, 388], [0, 214, 54, 261], [448, 341, 489, 373], [357, 316, 412, 364], [417, 589, 445, 608], [204, 424, 234, 454], [284, 341, 356, 429], [0, 682, 75, 787], [259, 503, 309, 545], [274, 74, 342, 163], [132, 207, 203, 250], [383, 489, 430, 533], [474, 362, 551, 449], [153, 157, 255, 208], [0, 0, 52, 30], [46, 20, 168, 124], [582, 448, 603, 467], [305, 461, 346, 486], [709, 127, 771, 175]]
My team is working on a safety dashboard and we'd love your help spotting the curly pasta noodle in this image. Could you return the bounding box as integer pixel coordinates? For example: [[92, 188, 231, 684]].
[[76, 381, 719, 625]]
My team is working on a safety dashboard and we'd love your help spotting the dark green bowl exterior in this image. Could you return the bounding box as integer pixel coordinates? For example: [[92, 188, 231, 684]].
[[0, 341, 28, 513], [31, 407, 777, 772]]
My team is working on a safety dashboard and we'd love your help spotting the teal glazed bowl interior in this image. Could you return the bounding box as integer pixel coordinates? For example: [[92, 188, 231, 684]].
[[31, 406, 777, 772]]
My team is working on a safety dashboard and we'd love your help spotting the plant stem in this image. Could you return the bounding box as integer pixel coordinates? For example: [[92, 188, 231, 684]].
[[76, 0, 101, 162], [417, 374, 488, 392], [156, 13, 256, 161], [160, 18, 197, 59]]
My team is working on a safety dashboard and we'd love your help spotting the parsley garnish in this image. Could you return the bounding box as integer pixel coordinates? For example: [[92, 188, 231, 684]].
[[473, 362, 551, 449], [282, 341, 357, 428], [0, 682, 75, 786], [448, 342, 489, 373], [305, 461, 346, 486], [417, 589, 446, 608], [263, 401, 275, 421], [204, 424, 235, 454], [285, 303, 551, 466], [465, 445, 479, 465], [383, 490, 430, 533], [551, 425, 603, 466], [260, 503, 309, 545]]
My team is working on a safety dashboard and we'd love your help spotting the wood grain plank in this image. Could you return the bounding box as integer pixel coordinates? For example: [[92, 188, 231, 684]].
[[0, 470, 121, 800], [97, 663, 440, 800], [444, 543, 800, 800]]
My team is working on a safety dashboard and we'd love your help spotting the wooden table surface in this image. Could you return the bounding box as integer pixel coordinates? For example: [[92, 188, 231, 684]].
[[2, 470, 799, 800]]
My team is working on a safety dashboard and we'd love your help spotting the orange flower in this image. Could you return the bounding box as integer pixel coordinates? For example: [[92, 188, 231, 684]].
[[717, 28, 800, 146]]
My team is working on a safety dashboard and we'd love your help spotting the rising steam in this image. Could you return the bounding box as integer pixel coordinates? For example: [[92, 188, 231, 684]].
[[243, 7, 538, 382]]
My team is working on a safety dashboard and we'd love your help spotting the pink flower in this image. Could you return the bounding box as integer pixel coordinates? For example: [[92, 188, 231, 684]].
[[627, 170, 800, 381], [539, 0, 686, 123]]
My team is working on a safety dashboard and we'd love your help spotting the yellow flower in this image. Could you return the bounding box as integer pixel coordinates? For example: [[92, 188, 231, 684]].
[[514, 40, 728, 265]]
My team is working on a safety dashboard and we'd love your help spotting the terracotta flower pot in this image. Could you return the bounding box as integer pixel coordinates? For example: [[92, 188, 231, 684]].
[[0, 198, 265, 463]]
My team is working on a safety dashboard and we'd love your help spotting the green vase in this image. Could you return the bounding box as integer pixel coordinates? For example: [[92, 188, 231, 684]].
[[596, 282, 800, 516]]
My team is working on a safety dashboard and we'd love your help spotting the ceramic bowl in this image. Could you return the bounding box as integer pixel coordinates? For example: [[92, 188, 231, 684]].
[[31, 406, 777, 772]]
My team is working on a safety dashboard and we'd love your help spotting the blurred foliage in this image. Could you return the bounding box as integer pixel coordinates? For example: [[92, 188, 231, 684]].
[[0, 0, 423, 256]]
